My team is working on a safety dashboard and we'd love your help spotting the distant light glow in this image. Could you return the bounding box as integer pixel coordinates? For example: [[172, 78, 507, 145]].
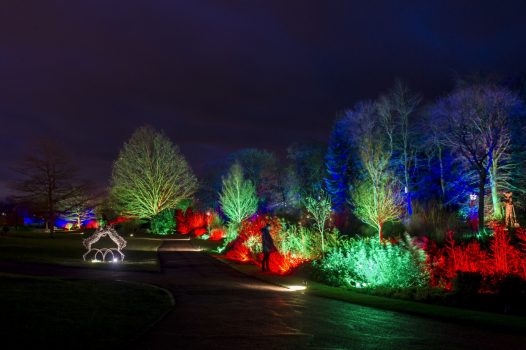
[[287, 285, 307, 291]]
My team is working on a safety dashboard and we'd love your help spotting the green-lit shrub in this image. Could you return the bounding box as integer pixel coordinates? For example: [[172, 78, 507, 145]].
[[313, 234, 428, 289], [150, 208, 176, 235], [273, 219, 339, 260]]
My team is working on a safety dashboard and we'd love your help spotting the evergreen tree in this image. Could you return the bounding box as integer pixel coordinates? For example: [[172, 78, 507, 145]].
[[219, 163, 258, 224], [324, 117, 353, 212]]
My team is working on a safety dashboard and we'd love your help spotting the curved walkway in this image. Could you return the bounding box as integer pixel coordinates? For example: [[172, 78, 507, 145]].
[[1, 240, 525, 349]]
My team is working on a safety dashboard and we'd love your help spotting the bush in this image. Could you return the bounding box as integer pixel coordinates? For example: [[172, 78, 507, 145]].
[[117, 219, 142, 236], [452, 271, 482, 297], [312, 234, 429, 289], [150, 209, 176, 235]]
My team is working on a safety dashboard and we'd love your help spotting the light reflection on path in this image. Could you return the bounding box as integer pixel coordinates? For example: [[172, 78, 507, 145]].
[[137, 240, 526, 350]]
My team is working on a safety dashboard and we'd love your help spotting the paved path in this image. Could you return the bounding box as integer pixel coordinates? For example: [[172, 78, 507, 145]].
[[2, 240, 526, 349]]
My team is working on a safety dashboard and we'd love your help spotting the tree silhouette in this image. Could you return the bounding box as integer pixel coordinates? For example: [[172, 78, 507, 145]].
[[11, 140, 86, 236]]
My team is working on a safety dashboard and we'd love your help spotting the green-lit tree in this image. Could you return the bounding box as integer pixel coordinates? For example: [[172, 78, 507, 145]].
[[111, 126, 198, 219], [219, 163, 258, 225], [352, 178, 403, 242], [304, 191, 332, 254]]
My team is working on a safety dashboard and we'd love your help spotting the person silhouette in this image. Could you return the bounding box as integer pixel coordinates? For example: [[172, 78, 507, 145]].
[[261, 222, 276, 272]]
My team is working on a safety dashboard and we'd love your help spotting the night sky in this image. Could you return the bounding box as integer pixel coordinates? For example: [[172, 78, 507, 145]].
[[2, 1, 526, 198]]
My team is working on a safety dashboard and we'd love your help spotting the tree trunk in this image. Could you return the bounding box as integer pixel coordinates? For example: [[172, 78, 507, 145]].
[[489, 164, 502, 220], [478, 171, 486, 234], [378, 222, 383, 243], [438, 146, 446, 199]]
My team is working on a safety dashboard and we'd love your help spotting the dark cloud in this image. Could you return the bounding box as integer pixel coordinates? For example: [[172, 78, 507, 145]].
[[1, 0, 526, 197]]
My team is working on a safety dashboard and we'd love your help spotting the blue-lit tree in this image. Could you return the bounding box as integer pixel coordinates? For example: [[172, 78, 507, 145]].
[[325, 115, 353, 212], [431, 84, 523, 232], [377, 81, 421, 217]]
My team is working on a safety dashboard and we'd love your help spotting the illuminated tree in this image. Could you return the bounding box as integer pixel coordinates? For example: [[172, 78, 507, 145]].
[[431, 85, 522, 231], [62, 204, 95, 229], [352, 178, 403, 242], [228, 148, 282, 209], [111, 126, 198, 219], [304, 191, 332, 254], [377, 81, 420, 216], [346, 101, 403, 241], [325, 117, 353, 212], [11, 140, 86, 236], [219, 163, 258, 225]]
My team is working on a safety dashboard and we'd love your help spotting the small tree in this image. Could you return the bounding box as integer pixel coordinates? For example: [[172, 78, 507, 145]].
[[304, 191, 332, 254], [111, 126, 198, 219], [352, 179, 403, 242], [60, 193, 95, 230], [219, 163, 258, 225]]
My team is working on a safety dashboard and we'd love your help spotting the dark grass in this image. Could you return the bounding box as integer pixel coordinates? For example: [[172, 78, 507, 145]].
[[0, 231, 162, 271], [0, 273, 173, 348]]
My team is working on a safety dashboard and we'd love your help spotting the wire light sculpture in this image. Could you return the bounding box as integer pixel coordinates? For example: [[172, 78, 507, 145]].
[[82, 225, 127, 262]]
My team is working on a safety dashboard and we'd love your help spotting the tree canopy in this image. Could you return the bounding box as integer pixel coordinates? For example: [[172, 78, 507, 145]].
[[111, 126, 198, 219]]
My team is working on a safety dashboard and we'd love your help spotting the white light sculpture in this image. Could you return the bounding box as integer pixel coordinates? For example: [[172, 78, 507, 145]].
[[82, 226, 127, 262]]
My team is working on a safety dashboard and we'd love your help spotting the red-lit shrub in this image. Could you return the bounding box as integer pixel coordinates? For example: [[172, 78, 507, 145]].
[[84, 220, 99, 229], [209, 228, 226, 240], [426, 225, 526, 292], [223, 216, 313, 275], [176, 208, 209, 236]]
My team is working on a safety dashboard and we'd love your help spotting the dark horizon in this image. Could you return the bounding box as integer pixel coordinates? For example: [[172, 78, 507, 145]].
[[2, 1, 526, 198]]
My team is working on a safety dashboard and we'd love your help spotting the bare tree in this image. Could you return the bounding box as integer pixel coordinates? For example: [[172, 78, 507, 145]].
[[111, 126, 198, 219], [352, 178, 403, 242], [377, 80, 421, 216], [11, 140, 86, 236], [432, 85, 521, 232], [348, 102, 404, 241]]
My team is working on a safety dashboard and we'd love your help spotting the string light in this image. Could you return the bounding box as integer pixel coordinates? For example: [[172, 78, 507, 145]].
[[82, 226, 127, 262]]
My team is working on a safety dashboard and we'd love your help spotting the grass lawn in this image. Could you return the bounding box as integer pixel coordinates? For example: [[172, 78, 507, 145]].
[[0, 231, 162, 271], [0, 273, 173, 348]]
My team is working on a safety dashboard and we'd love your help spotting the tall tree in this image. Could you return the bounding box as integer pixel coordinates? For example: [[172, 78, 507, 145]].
[[286, 142, 326, 202], [431, 85, 522, 231], [11, 140, 86, 236], [111, 126, 198, 219], [228, 148, 282, 210], [219, 162, 258, 225], [377, 81, 421, 216], [347, 101, 404, 241], [325, 116, 353, 212]]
